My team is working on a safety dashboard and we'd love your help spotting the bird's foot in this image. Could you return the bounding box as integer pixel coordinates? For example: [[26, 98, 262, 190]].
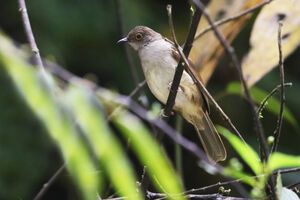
[[168, 82, 183, 92], [160, 109, 174, 118]]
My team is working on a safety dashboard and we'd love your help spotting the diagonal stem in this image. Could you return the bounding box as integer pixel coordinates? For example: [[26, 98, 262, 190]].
[[271, 21, 286, 153], [18, 0, 45, 71]]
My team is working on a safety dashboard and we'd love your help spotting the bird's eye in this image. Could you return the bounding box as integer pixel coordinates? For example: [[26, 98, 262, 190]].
[[135, 33, 143, 41]]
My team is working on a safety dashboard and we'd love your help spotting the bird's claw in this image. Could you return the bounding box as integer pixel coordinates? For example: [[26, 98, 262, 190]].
[[168, 82, 183, 92], [160, 109, 174, 118]]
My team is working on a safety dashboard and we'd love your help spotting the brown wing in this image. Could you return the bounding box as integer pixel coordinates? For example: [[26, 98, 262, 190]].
[[166, 37, 210, 113]]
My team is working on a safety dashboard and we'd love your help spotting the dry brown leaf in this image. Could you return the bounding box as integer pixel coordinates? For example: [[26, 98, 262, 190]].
[[242, 0, 300, 87], [189, 0, 265, 85]]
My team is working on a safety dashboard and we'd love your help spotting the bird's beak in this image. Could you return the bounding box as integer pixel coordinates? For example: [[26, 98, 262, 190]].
[[117, 37, 128, 44]]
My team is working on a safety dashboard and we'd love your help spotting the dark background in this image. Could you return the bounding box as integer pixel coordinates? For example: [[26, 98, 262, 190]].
[[0, 0, 299, 199]]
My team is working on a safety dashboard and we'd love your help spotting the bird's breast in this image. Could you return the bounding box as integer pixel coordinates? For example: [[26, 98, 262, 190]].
[[142, 58, 175, 105]]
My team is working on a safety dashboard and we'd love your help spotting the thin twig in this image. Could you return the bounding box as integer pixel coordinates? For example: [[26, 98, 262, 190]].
[[163, 3, 206, 117], [18, 0, 44, 71], [191, 0, 268, 161], [175, 115, 184, 182], [187, 167, 300, 195], [147, 191, 250, 200], [33, 164, 65, 200], [287, 181, 300, 189], [167, 5, 246, 144], [103, 197, 127, 200], [194, 0, 273, 41], [107, 80, 146, 120], [271, 21, 285, 153], [256, 83, 292, 118], [147, 167, 300, 199], [277, 167, 300, 174]]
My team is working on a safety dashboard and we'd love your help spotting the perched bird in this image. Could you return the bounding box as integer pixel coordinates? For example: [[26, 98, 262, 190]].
[[118, 26, 226, 162]]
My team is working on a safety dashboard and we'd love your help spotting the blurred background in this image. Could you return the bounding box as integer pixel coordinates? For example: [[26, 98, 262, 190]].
[[0, 0, 299, 199]]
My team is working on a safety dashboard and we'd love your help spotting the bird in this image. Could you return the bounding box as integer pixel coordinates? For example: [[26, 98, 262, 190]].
[[118, 26, 226, 162]]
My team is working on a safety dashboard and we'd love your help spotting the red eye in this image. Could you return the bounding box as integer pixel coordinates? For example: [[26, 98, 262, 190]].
[[136, 33, 143, 40]]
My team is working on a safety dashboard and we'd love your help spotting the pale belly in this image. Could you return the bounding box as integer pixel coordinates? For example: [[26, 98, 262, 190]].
[[142, 60, 198, 115]]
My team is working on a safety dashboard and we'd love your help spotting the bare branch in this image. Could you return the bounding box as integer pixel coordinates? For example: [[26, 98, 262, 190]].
[[287, 181, 300, 190], [194, 0, 274, 41], [18, 0, 44, 71], [257, 83, 292, 118], [146, 191, 249, 200], [271, 21, 286, 153], [33, 164, 65, 200], [191, 0, 268, 161], [103, 197, 127, 200], [107, 80, 146, 120]]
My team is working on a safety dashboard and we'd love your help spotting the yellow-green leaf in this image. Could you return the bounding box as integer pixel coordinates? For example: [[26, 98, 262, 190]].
[[217, 126, 262, 175], [68, 86, 143, 200], [113, 110, 186, 200], [268, 152, 300, 172]]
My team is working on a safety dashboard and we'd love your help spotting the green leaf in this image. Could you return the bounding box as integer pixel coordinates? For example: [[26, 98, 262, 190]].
[[113, 110, 186, 200], [226, 82, 298, 130], [0, 33, 99, 200], [217, 126, 262, 175], [268, 152, 300, 172], [68, 86, 143, 200]]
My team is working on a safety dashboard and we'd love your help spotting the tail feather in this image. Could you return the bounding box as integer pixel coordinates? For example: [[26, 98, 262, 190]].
[[193, 112, 226, 162]]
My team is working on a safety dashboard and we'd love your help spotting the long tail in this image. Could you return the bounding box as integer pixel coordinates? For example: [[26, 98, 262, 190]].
[[193, 112, 227, 162]]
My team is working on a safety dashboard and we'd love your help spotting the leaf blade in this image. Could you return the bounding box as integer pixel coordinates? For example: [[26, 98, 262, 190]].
[[68, 86, 143, 200], [113, 110, 186, 200], [217, 125, 262, 175]]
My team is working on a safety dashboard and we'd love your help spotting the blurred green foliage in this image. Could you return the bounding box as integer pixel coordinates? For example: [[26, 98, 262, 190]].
[[0, 31, 186, 200]]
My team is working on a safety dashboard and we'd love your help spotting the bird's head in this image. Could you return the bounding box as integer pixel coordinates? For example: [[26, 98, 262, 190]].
[[117, 26, 162, 50]]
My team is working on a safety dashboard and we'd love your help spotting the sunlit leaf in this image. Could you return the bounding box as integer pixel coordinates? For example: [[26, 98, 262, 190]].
[[0, 33, 99, 200], [113, 110, 186, 200], [68, 86, 143, 200], [217, 126, 262, 175], [243, 0, 300, 87], [226, 82, 298, 129], [268, 152, 300, 172], [190, 0, 265, 84]]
